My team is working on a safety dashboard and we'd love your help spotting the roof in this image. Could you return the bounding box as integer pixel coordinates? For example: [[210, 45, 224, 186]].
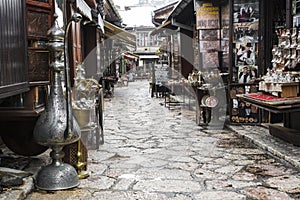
[[152, 1, 178, 26], [165, 0, 193, 23], [104, 0, 122, 25], [150, 20, 176, 35], [150, 0, 194, 35], [153, 1, 179, 13], [104, 20, 136, 48]]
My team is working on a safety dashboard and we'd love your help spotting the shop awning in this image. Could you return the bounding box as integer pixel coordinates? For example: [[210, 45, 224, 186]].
[[123, 52, 139, 60], [139, 55, 159, 60], [104, 20, 136, 48]]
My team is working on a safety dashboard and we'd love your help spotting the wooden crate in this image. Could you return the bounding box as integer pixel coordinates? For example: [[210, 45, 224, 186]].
[[280, 83, 298, 98]]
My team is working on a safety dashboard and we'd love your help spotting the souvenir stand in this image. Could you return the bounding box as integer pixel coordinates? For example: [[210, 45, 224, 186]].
[[229, 0, 262, 125], [237, 0, 300, 146]]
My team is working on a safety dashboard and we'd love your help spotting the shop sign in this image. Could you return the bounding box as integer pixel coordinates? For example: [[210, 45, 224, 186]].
[[194, 1, 219, 29], [154, 64, 169, 84]]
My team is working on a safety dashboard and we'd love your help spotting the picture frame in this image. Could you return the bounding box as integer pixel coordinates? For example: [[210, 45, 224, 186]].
[[233, 22, 259, 42], [234, 42, 257, 66], [233, 0, 259, 24], [237, 65, 258, 84], [199, 29, 220, 41]]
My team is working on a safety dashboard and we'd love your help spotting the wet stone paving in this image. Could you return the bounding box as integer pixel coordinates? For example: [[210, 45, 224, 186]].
[[25, 80, 300, 200]]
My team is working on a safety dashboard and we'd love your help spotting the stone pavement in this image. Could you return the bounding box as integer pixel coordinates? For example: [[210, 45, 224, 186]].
[[227, 124, 300, 170], [1, 80, 300, 199]]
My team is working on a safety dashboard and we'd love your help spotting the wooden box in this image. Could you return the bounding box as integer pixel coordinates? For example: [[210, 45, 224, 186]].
[[280, 83, 299, 98]]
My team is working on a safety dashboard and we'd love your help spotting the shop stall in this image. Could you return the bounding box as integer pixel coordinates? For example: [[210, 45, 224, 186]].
[[152, 0, 299, 133], [228, 0, 261, 124], [232, 0, 300, 145], [238, 93, 300, 145]]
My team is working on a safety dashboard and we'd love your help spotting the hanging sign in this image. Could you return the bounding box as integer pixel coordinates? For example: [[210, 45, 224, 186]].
[[195, 1, 220, 29]]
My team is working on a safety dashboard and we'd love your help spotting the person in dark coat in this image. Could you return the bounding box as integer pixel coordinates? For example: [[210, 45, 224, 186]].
[[238, 66, 250, 83]]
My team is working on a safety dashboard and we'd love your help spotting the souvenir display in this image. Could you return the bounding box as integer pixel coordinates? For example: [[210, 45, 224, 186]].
[[258, 1, 300, 99], [232, 0, 259, 83], [229, 0, 260, 124], [271, 28, 300, 71], [230, 85, 259, 123]]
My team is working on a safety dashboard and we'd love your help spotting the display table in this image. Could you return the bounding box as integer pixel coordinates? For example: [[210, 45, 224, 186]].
[[237, 93, 300, 146]]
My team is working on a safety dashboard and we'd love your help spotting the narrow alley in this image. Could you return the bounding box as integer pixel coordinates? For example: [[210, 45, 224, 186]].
[[2, 1, 300, 200], [25, 80, 300, 200]]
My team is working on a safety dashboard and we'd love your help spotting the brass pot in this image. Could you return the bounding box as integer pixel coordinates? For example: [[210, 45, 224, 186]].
[[73, 109, 91, 128]]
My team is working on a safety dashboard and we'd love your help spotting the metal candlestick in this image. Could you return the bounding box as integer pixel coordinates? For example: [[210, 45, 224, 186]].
[[76, 139, 89, 179], [33, 12, 82, 190]]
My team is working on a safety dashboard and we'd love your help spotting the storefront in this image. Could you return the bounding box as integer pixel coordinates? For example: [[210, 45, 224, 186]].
[[235, 0, 300, 146], [193, 0, 300, 140], [100, 20, 136, 95], [122, 52, 139, 76], [152, 0, 300, 133]]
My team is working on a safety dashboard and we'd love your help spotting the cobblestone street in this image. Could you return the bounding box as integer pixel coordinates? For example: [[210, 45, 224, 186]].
[[25, 80, 300, 200]]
